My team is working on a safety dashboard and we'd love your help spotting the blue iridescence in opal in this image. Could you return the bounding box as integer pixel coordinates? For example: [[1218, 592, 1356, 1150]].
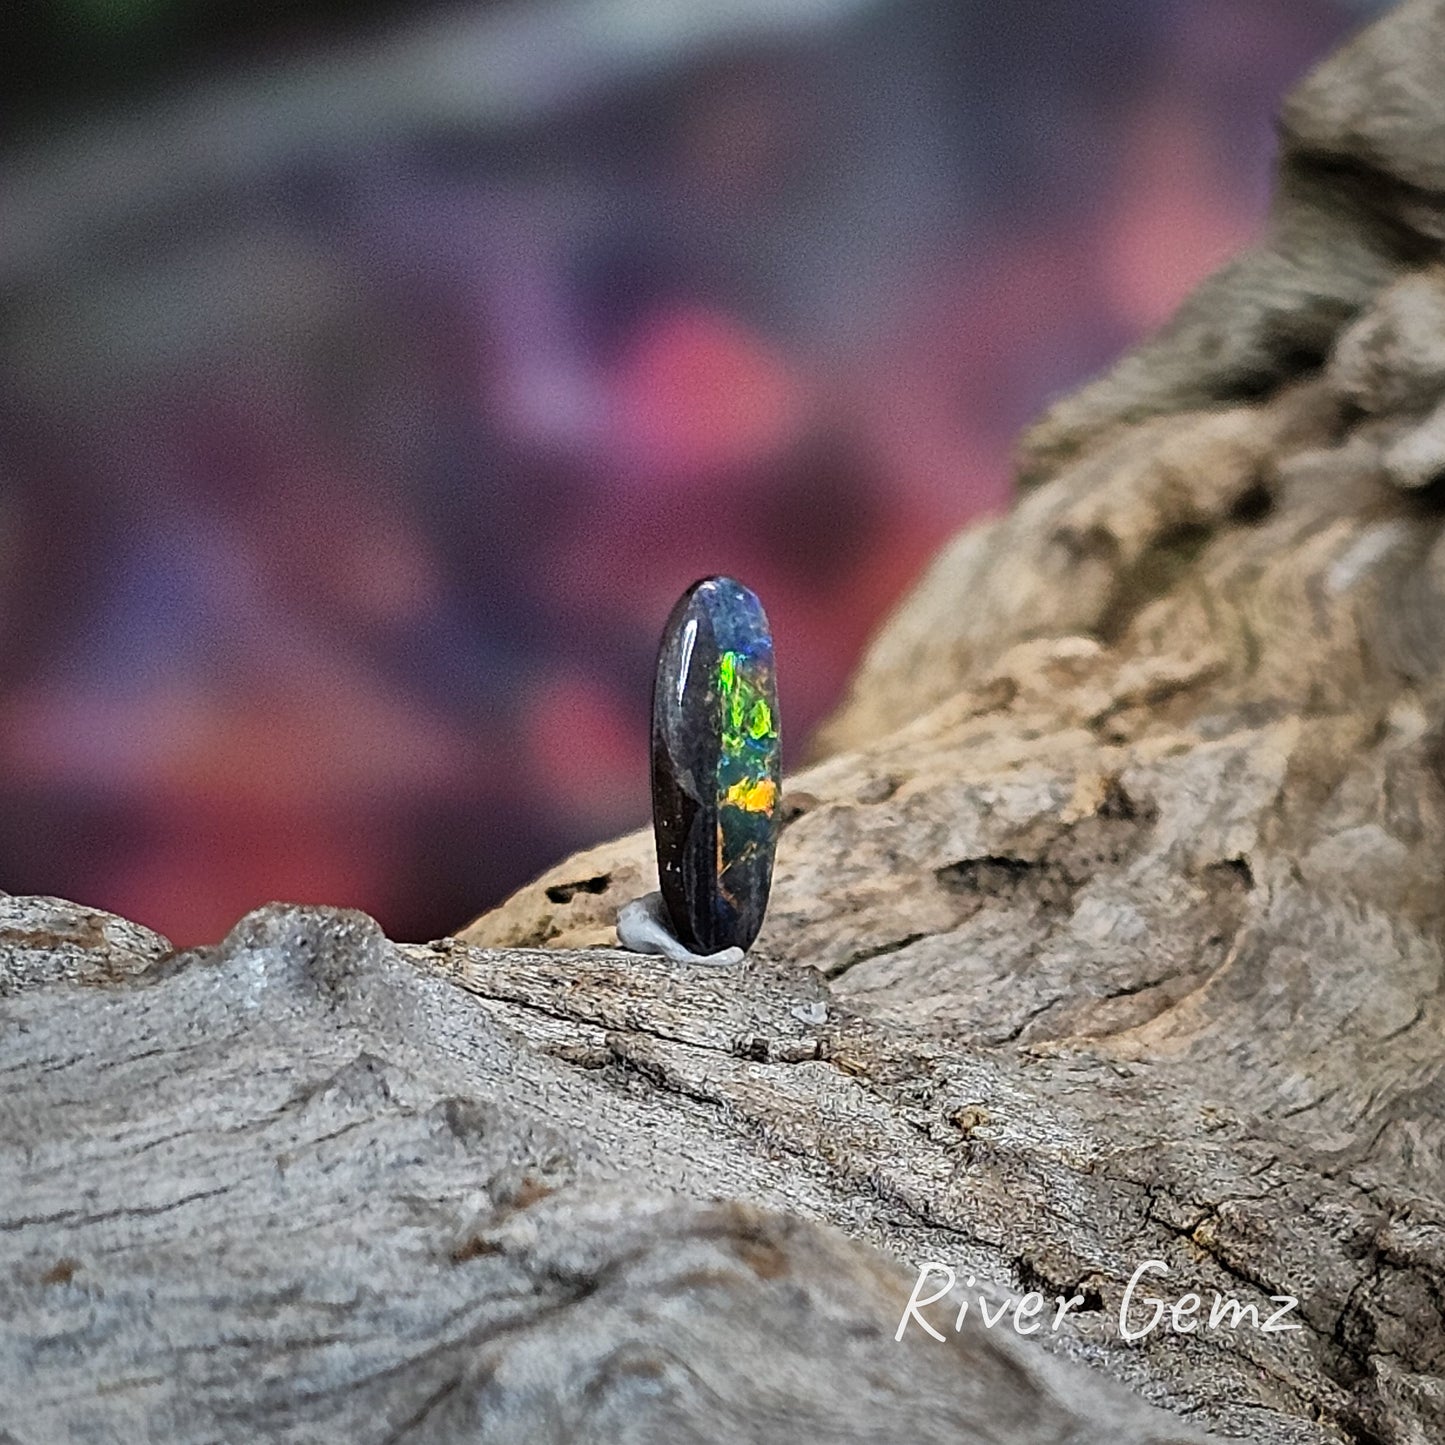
[[651, 577, 780, 954]]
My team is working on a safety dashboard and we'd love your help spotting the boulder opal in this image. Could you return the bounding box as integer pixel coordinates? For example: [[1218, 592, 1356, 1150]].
[[651, 576, 781, 954]]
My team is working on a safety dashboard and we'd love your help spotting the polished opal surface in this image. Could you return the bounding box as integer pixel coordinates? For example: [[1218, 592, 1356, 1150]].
[[651, 576, 781, 954]]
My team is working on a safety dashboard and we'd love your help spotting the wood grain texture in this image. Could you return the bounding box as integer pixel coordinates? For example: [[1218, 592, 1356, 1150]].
[[1, 899, 1211, 1444]]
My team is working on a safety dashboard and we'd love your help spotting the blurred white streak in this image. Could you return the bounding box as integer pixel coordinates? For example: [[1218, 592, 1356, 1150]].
[[0, 0, 887, 288]]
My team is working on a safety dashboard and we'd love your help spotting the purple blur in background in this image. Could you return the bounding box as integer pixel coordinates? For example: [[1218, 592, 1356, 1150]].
[[0, 0, 1382, 944]]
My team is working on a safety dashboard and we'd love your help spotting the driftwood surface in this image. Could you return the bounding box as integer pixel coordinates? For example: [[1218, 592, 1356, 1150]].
[[7, 3, 1445, 1442]]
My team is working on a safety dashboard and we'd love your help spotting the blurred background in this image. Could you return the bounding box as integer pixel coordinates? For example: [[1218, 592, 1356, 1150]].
[[0, 0, 1385, 945]]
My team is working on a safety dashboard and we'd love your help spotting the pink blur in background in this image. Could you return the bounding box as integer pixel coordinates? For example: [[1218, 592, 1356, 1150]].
[[0, 0, 1381, 944]]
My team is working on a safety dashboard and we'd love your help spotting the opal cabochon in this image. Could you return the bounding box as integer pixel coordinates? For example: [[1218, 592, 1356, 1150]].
[[651, 576, 781, 954]]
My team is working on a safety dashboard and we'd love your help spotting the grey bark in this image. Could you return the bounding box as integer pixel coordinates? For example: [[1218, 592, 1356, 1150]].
[[7, 3, 1445, 1443]]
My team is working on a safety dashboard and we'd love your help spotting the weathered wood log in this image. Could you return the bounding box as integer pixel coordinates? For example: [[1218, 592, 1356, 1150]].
[[0, 896, 1211, 1444], [6, 3, 1445, 1441]]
